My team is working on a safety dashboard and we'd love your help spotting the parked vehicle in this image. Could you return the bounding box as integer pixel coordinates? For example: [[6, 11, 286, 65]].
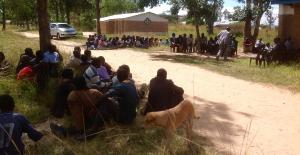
[[50, 23, 76, 39]]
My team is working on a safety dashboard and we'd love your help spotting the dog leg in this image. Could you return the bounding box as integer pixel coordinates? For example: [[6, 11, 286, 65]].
[[165, 128, 175, 155]]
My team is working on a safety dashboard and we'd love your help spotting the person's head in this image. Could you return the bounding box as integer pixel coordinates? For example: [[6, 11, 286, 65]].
[[49, 44, 57, 53], [0, 94, 15, 113], [183, 33, 187, 37], [226, 27, 231, 32], [189, 34, 193, 38], [91, 57, 101, 68], [73, 76, 88, 90], [74, 46, 81, 52], [98, 56, 105, 65], [24, 48, 34, 57], [259, 38, 263, 42], [80, 54, 88, 63], [35, 50, 43, 60], [61, 68, 74, 80], [84, 50, 91, 59], [0, 52, 5, 62], [201, 33, 205, 37], [172, 33, 176, 37], [266, 43, 270, 47], [117, 66, 130, 82], [157, 68, 167, 79], [73, 49, 81, 59], [20, 55, 31, 67]]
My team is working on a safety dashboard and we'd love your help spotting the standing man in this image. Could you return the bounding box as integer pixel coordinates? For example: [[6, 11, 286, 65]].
[[216, 27, 231, 61]]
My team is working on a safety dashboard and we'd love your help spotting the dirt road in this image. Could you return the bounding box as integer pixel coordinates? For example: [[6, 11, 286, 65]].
[[19, 32, 300, 154], [89, 49, 300, 155]]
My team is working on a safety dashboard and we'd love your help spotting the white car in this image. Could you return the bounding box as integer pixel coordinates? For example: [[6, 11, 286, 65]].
[[50, 23, 77, 39]]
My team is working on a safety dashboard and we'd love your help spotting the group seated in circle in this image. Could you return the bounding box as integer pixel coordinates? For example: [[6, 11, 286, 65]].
[[86, 34, 170, 50]]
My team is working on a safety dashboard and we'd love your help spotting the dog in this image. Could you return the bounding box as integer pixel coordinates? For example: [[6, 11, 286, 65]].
[[144, 99, 198, 148]]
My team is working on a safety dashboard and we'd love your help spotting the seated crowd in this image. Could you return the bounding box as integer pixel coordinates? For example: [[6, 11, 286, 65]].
[[86, 34, 170, 50], [0, 44, 184, 154], [169, 32, 239, 57], [252, 36, 300, 64]]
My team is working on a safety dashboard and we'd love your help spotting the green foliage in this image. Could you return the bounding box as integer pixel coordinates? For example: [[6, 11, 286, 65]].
[[229, 6, 246, 21]]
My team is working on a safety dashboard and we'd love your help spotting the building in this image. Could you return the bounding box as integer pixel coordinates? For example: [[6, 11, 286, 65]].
[[272, 0, 300, 49], [99, 12, 168, 35]]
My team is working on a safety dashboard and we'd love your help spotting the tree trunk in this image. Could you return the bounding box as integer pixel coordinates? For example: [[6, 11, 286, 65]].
[[207, 19, 214, 35], [253, 13, 263, 42], [65, 1, 71, 24], [59, 0, 65, 22], [55, 0, 59, 21], [37, 0, 51, 51], [95, 0, 101, 35], [2, 0, 6, 31], [244, 0, 252, 40], [25, 16, 30, 31]]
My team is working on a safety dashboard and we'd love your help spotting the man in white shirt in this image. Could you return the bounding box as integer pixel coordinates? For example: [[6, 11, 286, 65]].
[[216, 27, 231, 61]]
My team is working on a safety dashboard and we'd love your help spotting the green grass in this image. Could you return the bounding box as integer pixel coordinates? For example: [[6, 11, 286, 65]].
[[0, 31, 51, 123], [151, 54, 300, 92]]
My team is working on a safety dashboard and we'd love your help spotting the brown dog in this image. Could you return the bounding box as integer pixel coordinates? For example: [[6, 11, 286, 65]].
[[144, 99, 198, 146]]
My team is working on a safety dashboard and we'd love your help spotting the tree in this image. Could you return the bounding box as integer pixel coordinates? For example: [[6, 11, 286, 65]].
[[237, 0, 271, 46], [95, 0, 101, 35], [169, 0, 180, 23], [0, 0, 6, 31], [265, 9, 276, 28], [203, 0, 223, 34], [9, 0, 36, 30], [37, 0, 51, 51], [230, 6, 245, 21]]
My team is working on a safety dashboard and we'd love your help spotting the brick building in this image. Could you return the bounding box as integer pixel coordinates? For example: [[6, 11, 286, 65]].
[[272, 0, 300, 49], [99, 12, 168, 35]]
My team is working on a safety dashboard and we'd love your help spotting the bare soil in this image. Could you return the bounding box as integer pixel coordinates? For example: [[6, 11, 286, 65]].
[[20, 32, 300, 154]]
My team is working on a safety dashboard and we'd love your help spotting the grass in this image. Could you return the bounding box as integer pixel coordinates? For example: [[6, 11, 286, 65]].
[[151, 54, 300, 92], [0, 30, 208, 155]]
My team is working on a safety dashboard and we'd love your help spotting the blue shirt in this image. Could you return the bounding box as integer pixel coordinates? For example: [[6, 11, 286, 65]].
[[108, 80, 139, 124], [43, 51, 60, 63], [0, 113, 43, 155]]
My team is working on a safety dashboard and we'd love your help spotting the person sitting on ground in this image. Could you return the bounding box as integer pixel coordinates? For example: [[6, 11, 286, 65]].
[[0, 52, 11, 76], [50, 77, 104, 139], [66, 46, 82, 71], [284, 37, 293, 52], [77, 54, 90, 76], [17, 55, 35, 81], [83, 57, 111, 90], [142, 68, 184, 115], [18, 48, 35, 66], [0, 94, 43, 155], [51, 69, 76, 118], [16, 54, 33, 74], [84, 49, 92, 63], [112, 65, 134, 87], [43, 44, 62, 77], [102, 66, 139, 124], [97, 56, 111, 81]]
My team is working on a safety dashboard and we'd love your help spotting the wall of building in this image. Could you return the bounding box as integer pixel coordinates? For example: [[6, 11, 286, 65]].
[[278, 4, 300, 49], [99, 20, 168, 34]]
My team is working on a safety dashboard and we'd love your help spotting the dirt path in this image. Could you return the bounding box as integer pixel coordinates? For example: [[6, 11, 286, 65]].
[[19, 32, 300, 154], [89, 49, 300, 155]]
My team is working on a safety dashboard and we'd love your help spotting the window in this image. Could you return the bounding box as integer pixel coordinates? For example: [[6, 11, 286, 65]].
[[58, 24, 72, 28]]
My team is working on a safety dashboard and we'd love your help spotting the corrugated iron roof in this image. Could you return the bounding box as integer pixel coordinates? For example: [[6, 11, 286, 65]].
[[100, 12, 148, 22], [272, 0, 300, 4]]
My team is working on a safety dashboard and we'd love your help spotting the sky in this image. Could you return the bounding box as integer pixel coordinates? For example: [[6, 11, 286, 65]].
[[144, 0, 279, 25]]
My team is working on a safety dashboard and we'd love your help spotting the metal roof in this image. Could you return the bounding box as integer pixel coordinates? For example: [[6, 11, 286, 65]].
[[100, 12, 151, 22], [272, 0, 300, 4]]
